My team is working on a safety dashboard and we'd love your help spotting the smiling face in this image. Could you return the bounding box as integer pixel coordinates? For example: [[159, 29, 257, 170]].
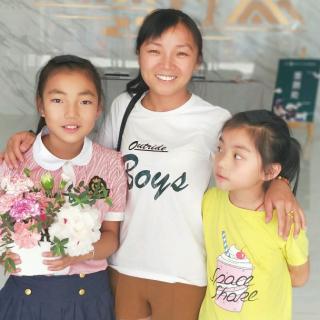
[[138, 23, 200, 108], [213, 127, 268, 193], [37, 68, 101, 158]]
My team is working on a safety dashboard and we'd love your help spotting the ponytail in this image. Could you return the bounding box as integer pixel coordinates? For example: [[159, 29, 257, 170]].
[[279, 137, 301, 195], [126, 72, 149, 96], [36, 117, 46, 134], [118, 72, 149, 151]]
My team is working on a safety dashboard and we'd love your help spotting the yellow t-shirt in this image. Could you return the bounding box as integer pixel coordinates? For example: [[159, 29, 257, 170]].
[[199, 188, 308, 320]]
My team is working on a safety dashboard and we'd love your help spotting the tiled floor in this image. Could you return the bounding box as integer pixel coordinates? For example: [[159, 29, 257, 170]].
[[0, 118, 319, 319]]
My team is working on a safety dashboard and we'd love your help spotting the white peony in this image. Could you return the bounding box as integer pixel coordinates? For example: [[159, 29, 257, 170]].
[[0, 174, 34, 195], [49, 203, 101, 256]]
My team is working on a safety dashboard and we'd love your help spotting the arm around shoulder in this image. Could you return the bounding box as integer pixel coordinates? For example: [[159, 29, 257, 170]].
[[3, 130, 36, 168]]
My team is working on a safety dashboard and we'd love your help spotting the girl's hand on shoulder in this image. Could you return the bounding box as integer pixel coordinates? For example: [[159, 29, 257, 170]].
[[264, 179, 306, 239], [42, 251, 79, 271], [4, 131, 36, 169], [2, 251, 22, 274]]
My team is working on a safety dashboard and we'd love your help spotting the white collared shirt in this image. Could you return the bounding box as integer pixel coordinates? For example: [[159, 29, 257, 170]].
[[33, 129, 93, 186]]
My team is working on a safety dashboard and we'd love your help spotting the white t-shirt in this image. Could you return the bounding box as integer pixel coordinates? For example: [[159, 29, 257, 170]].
[[98, 92, 230, 286]]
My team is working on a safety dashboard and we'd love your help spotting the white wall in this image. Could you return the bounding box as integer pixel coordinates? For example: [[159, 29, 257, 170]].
[[1, 0, 320, 117]]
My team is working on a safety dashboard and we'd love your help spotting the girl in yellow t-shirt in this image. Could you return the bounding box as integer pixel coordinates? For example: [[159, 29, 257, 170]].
[[200, 110, 309, 320]]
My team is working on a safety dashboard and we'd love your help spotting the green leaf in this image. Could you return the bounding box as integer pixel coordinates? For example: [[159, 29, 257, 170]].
[[4, 257, 16, 274], [0, 252, 5, 263], [23, 168, 31, 177], [59, 179, 68, 190], [105, 197, 113, 206], [50, 237, 68, 257]]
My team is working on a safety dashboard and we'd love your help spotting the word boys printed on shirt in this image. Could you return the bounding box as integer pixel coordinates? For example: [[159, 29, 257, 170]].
[[211, 231, 258, 312], [123, 140, 189, 200]]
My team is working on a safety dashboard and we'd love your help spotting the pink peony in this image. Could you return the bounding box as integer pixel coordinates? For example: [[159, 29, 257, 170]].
[[0, 193, 21, 213], [10, 198, 41, 221], [12, 221, 41, 249], [25, 192, 49, 214]]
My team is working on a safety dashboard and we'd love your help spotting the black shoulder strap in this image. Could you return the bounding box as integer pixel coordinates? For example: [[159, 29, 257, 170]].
[[116, 91, 144, 151]]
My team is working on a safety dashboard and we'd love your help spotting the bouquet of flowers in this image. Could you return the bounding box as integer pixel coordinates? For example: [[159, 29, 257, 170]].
[[0, 168, 111, 275]]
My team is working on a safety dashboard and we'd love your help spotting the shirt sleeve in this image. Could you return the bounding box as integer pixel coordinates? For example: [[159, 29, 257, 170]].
[[100, 152, 127, 222], [95, 93, 130, 150], [202, 187, 218, 220], [283, 228, 309, 266], [96, 114, 114, 149]]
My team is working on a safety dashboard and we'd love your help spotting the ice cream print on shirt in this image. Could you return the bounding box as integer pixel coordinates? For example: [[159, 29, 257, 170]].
[[211, 231, 257, 312]]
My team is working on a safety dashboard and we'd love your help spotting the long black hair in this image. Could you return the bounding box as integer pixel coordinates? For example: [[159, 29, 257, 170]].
[[126, 8, 203, 96], [222, 110, 301, 195]]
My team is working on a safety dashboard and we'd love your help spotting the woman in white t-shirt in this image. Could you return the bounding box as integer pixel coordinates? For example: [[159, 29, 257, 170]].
[[1, 9, 305, 320]]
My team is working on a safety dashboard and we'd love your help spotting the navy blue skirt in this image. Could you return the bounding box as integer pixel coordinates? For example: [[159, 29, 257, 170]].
[[0, 270, 115, 320]]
